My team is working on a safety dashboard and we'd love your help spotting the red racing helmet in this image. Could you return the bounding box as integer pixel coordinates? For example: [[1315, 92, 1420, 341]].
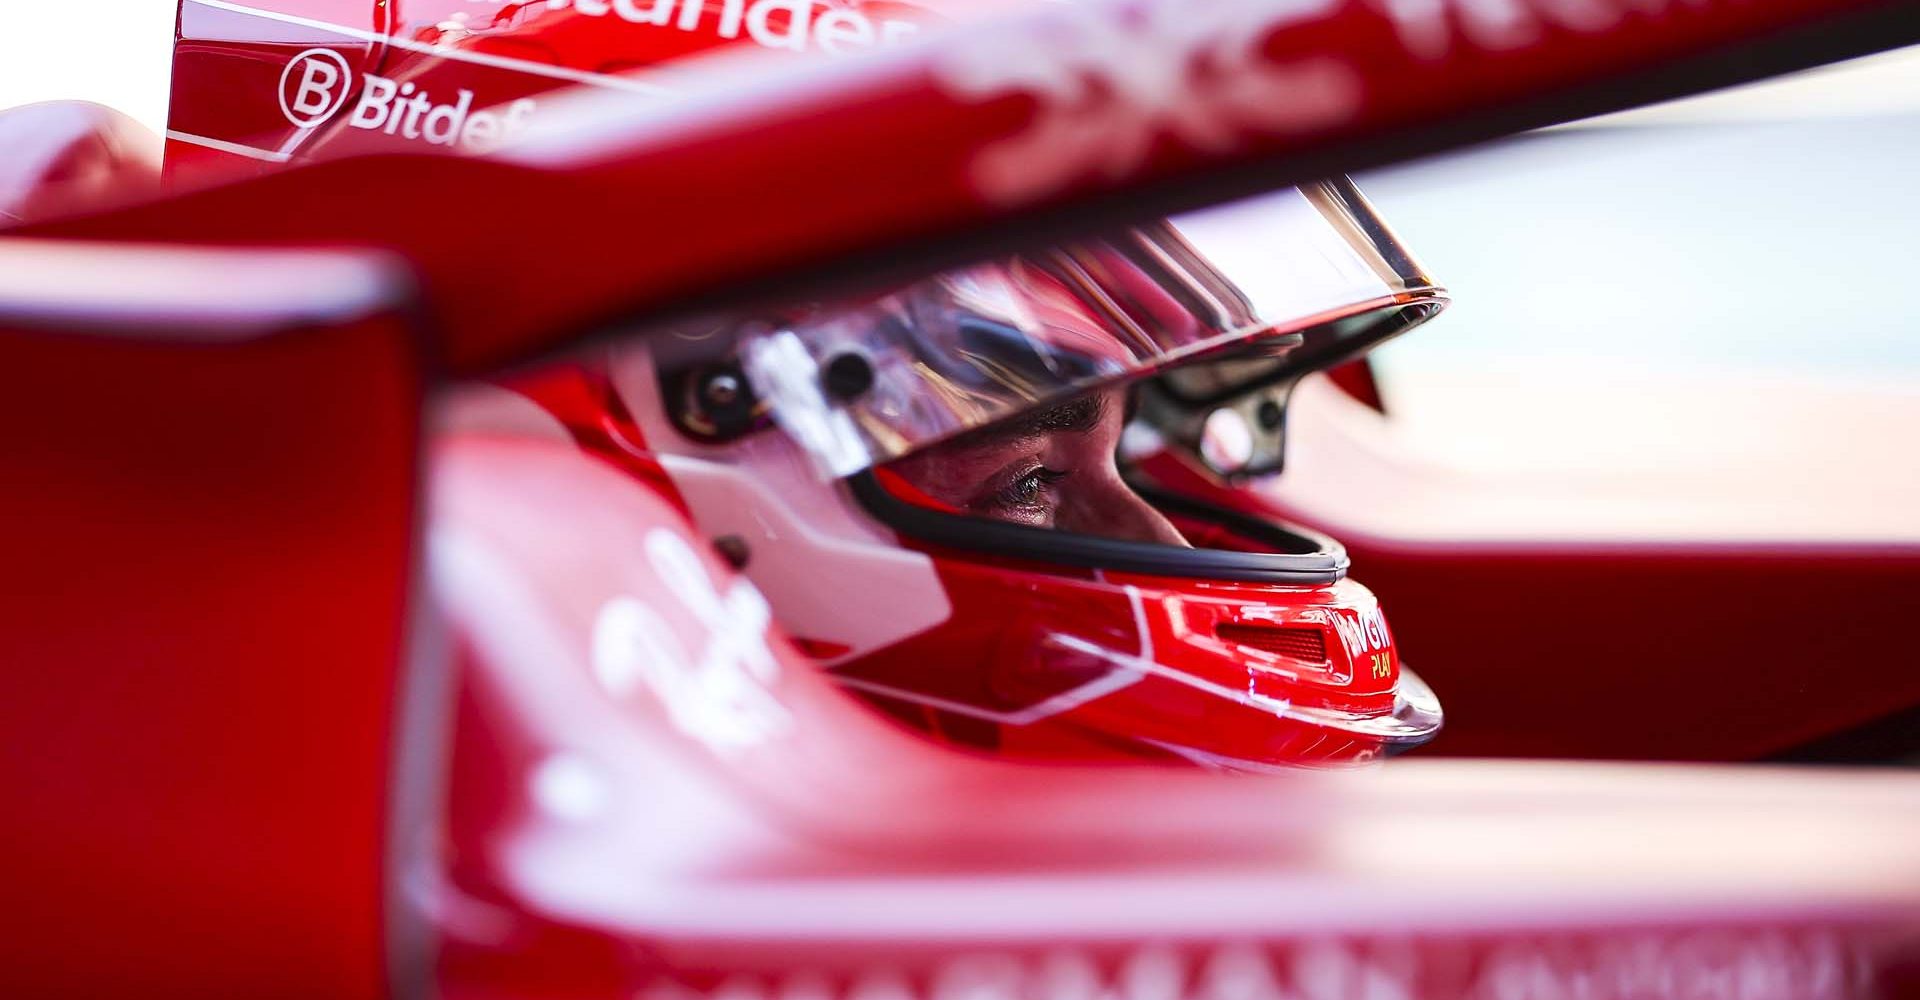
[[571, 177, 1449, 768], [272, 0, 1451, 768]]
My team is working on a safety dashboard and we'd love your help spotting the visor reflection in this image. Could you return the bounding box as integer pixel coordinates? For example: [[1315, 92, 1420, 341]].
[[726, 180, 1444, 478]]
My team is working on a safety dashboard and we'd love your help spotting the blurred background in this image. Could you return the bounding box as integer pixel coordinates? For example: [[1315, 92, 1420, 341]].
[[1350, 46, 1920, 544]]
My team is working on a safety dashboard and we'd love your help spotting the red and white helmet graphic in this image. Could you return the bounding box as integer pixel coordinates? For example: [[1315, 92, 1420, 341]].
[[581, 176, 1447, 768]]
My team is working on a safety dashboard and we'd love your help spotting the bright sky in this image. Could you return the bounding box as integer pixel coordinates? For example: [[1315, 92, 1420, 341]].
[[0, 0, 177, 134]]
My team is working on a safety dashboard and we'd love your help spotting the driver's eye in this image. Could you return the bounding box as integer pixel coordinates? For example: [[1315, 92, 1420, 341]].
[[980, 466, 1069, 518]]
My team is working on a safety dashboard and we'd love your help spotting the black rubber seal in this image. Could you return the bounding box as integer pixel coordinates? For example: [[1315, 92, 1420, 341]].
[[1123, 478, 1339, 558], [848, 471, 1348, 584]]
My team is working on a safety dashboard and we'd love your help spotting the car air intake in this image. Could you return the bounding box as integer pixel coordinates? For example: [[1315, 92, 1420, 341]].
[[1215, 623, 1329, 664]]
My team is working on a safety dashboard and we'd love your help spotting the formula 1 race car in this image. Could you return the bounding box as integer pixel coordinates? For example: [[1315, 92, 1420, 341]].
[[3, 0, 1919, 997]]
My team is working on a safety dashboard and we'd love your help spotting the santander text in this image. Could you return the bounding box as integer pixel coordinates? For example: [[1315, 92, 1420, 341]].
[[543, 0, 921, 56]]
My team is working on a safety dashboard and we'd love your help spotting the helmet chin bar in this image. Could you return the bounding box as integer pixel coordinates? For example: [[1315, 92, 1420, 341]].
[[845, 470, 1349, 584]]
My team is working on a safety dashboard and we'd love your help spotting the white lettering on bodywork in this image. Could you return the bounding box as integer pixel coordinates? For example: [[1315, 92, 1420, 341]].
[[543, 0, 920, 56], [592, 530, 791, 752], [345, 73, 537, 153], [279, 48, 538, 152], [1368, 0, 1719, 61], [931, 0, 1360, 206], [280, 47, 354, 128], [636, 931, 1857, 1000], [1330, 604, 1392, 660], [933, 0, 1737, 204]]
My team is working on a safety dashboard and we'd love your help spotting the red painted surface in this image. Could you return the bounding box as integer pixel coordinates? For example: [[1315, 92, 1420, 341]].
[[0, 239, 424, 998], [30, 0, 1910, 373], [428, 434, 1920, 1000], [4, 1, 1920, 996], [124, 0, 1920, 760], [835, 537, 1421, 764], [1344, 543, 1920, 760]]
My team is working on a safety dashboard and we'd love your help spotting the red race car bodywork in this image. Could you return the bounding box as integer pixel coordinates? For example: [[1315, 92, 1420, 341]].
[[4, 0, 1920, 996], [151, 0, 1920, 762]]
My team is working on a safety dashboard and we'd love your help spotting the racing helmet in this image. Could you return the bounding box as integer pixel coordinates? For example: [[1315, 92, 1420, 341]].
[[573, 178, 1449, 768], [271, 0, 1450, 767]]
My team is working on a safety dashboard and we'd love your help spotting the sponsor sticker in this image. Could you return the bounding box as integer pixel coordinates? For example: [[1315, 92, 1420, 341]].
[[592, 531, 792, 753], [277, 47, 538, 154], [541, 0, 923, 56], [636, 930, 1862, 1000], [279, 47, 354, 129], [930, 1, 1359, 206]]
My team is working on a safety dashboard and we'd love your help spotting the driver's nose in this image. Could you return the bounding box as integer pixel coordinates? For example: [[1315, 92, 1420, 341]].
[[1059, 478, 1190, 547]]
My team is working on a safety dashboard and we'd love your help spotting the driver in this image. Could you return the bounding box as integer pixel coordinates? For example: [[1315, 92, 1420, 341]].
[[587, 179, 1449, 768], [270, 0, 1452, 768], [886, 387, 1188, 544]]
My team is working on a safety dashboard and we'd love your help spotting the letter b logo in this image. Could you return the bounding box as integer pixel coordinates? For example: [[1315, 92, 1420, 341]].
[[279, 48, 353, 129]]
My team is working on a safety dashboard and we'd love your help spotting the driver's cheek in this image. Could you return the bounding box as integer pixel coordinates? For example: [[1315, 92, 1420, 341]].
[[1055, 472, 1190, 547]]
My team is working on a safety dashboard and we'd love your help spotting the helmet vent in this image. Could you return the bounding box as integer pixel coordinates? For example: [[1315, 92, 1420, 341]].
[[1215, 623, 1329, 664]]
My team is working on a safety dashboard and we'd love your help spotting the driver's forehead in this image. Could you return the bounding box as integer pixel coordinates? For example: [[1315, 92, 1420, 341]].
[[935, 392, 1109, 456]]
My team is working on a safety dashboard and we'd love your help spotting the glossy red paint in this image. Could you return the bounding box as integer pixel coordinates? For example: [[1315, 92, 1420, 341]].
[[492, 362, 1431, 766], [0, 238, 424, 997], [134, 0, 1920, 764], [835, 544, 1418, 765], [5, 1, 1920, 996], [166, 0, 998, 170], [1363, 544, 1920, 760], [428, 432, 1920, 1000], [31, 0, 1910, 373]]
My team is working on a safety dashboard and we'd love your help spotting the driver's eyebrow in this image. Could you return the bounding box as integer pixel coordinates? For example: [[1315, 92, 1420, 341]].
[[951, 393, 1106, 450]]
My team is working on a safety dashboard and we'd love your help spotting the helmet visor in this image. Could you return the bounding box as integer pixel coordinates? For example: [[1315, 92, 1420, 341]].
[[736, 177, 1444, 479]]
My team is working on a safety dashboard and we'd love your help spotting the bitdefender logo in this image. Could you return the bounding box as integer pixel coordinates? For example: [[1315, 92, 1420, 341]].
[[279, 48, 536, 154], [280, 47, 353, 129]]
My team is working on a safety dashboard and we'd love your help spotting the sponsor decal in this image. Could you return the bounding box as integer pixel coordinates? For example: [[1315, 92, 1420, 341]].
[[1368, 0, 1720, 61], [542, 0, 922, 56], [592, 531, 791, 753], [1330, 603, 1392, 661], [279, 48, 537, 153], [934, 0, 1738, 205], [637, 930, 1861, 1000], [931, 1, 1360, 206], [279, 47, 354, 128]]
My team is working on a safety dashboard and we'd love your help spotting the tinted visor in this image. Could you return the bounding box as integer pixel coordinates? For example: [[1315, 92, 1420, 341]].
[[738, 178, 1445, 479]]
